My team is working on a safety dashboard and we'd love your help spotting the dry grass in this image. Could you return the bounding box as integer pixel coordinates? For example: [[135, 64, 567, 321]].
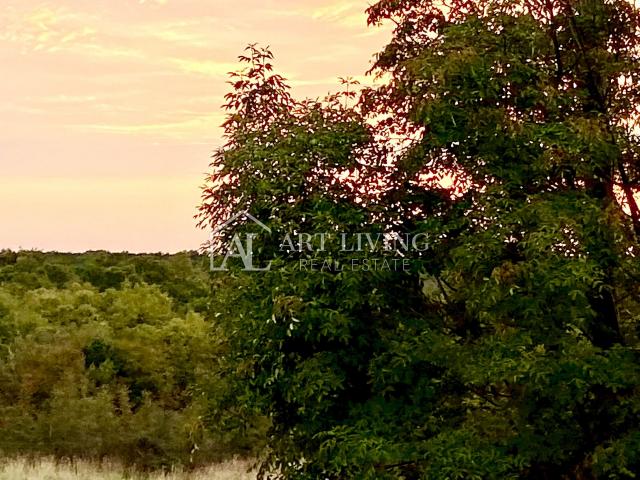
[[0, 457, 257, 480]]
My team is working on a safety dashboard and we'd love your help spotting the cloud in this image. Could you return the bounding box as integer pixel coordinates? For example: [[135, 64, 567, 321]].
[[0, 5, 96, 53], [0, 0, 387, 147], [309, 1, 367, 28], [72, 112, 226, 140], [261, 1, 367, 29], [31, 94, 98, 104], [0, 102, 46, 115], [169, 58, 240, 77], [142, 28, 210, 47]]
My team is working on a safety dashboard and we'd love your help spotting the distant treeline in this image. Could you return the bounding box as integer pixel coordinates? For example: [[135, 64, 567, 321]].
[[0, 250, 266, 468]]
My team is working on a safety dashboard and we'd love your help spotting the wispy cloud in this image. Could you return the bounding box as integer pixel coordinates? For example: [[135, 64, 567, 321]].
[[72, 113, 226, 140], [30, 94, 98, 104], [309, 1, 367, 28], [261, 1, 367, 29], [169, 58, 240, 77], [0, 5, 96, 53]]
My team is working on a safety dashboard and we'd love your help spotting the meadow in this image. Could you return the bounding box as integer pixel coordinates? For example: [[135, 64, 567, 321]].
[[0, 457, 255, 480]]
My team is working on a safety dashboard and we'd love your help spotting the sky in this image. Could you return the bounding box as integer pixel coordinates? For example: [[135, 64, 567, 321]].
[[0, 0, 391, 253]]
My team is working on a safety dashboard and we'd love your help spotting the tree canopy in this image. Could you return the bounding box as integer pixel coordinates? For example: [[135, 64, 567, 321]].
[[0, 251, 265, 468], [199, 1, 640, 478]]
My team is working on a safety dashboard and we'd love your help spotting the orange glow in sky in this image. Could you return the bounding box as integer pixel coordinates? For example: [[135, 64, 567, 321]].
[[0, 0, 390, 252]]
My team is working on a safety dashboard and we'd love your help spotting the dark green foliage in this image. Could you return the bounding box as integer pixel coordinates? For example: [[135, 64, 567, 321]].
[[198, 3, 640, 478]]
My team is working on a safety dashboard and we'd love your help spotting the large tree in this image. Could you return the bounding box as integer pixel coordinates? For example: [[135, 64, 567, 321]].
[[199, 1, 640, 477]]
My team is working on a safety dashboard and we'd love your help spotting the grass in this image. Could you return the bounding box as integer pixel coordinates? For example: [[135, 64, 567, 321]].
[[0, 457, 257, 480]]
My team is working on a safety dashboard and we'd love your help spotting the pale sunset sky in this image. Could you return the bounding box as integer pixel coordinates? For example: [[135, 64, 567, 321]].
[[0, 0, 390, 252]]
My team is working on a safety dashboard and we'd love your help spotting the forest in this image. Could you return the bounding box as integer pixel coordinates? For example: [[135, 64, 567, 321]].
[[0, 250, 265, 469]]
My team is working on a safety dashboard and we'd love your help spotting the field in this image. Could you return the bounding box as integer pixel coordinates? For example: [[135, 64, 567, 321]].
[[0, 458, 256, 480]]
